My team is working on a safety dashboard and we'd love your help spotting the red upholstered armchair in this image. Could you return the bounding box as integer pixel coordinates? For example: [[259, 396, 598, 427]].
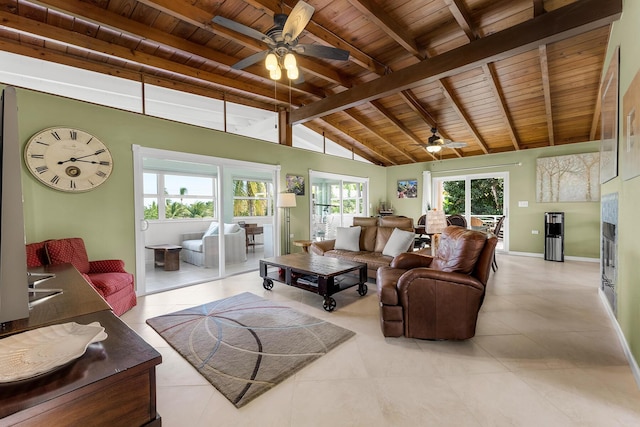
[[26, 238, 136, 316], [376, 226, 497, 340]]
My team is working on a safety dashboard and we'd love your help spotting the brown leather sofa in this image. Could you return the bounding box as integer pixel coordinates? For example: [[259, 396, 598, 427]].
[[376, 226, 497, 340], [310, 216, 414, 279]]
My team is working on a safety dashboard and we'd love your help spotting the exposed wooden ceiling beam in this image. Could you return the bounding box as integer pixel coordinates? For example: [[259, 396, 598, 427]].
[[30, 0, 322, 98], [0, 11, 301, 106], [439, 80, 490, 154], [346, 0, 423, 59], [243, 0, 387, 75], [533, 0, 546, 17], [368, 100, 438, 161], [344, 110, 418, 163], [130, 0, 350, 89], [539, 44, 555, 146], [445, 0, 478, 41], [320, 115, 398, 165], [482, 63, 521, 150], [394, 92, 462, 158], [304, 121, 381, 164], [290, 0, 622, 124]]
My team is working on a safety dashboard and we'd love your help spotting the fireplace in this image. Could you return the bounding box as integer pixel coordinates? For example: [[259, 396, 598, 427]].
[[602, 221, 616, 313], [601, 193, 618, 315]]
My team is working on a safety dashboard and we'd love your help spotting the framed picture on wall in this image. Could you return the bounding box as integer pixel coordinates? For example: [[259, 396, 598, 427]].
[[397, 179, 418, 198], [600, 46, 619, 184], [622, 69, 640, 180], [286, 174, 305, 195]]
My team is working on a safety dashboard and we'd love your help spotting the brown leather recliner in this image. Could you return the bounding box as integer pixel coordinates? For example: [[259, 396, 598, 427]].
[[376, 226, 498, 340]]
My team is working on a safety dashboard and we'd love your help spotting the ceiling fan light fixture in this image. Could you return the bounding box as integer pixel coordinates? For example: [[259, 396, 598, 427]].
[[284, 53, 297, 70], [270, 66, 282, 80], [265, 53, 278, 71], [426, 144, 442, 153], [287, 66, 299, 80]]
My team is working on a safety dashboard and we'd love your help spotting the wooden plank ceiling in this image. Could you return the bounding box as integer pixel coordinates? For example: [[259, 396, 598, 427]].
[[0, 0, 621, 165]]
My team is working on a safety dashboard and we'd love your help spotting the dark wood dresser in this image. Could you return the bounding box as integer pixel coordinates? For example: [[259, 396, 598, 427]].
[[0, 264, 161, 426]]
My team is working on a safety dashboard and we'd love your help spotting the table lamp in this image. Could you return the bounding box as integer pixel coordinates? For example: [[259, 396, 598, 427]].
[[426, 209, 447, 255], [277, 192, 297, 254]]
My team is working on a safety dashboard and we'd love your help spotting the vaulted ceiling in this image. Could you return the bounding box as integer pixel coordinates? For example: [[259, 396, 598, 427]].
[[0, 0, 622, 165]]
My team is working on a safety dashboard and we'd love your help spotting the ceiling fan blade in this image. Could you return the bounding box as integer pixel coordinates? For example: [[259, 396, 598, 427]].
[[212, 16, 275, 47], [295, 44, 350, 61], [231, 50, 269, 70], [283, 1, 315, 42], [444, 141, 467, 148]]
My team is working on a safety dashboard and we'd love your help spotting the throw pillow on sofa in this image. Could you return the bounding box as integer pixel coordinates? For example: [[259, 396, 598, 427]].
[[335, 226, 361, 251], [224, 223, 241, 233], [382, 228, 415, 257], [204, 222, 219, 236]]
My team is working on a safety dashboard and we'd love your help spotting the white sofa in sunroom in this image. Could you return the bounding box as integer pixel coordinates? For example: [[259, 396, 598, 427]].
[[181, 222, 247, 268]]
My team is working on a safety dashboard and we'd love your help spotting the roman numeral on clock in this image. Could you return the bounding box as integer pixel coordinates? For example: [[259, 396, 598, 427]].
[[35, 165, 48, 174], [51, 175, 60, 185], [51, 131, 61, 140], [96, 170, 107, 178]]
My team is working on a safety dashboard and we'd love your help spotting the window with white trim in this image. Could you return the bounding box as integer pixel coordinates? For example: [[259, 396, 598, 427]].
[[143, 171, 216, 220], [233, 179, 274, 217]]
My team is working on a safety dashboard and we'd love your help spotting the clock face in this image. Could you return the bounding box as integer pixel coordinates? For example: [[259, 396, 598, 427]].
[[24, 127, 113, 192]]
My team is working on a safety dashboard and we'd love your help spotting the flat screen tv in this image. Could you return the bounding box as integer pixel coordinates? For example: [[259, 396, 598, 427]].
[[0, 86, 30, 325]]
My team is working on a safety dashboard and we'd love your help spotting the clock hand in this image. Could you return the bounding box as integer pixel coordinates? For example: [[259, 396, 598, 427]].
[[68, 159, 106, 164], [57, 149, 106, 165]]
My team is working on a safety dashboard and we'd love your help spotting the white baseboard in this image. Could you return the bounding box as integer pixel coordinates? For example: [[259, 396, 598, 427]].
[[598, 289, 640, 389], [503, 251, 598, 263], [506, 251, 543, 258]]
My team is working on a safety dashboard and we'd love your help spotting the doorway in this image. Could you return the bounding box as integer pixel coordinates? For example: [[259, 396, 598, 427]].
[[133, 146, 280, 295], [432, 172, 508, 252], [309, 171, 369, 240]]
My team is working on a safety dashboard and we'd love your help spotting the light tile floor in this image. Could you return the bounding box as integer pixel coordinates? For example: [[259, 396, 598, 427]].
[[121, 254, 640, 427]]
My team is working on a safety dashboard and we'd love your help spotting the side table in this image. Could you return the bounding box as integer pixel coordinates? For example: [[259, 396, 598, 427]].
[[146, 244, 182, 271]]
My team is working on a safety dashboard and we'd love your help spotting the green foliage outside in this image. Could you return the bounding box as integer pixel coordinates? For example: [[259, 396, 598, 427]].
[[330, 182, 363, 214], [443, 178, 504, 215], [233, 180, 270, 217], [143, 200, 214, 220]]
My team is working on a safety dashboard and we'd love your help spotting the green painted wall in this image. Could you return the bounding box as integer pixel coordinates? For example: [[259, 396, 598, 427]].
[[12, 88, 387, 272], [10, 88, 601, 263], [388, 142, 601, 258], [9, 1, 640, 371], [600, 0, 640, 371]]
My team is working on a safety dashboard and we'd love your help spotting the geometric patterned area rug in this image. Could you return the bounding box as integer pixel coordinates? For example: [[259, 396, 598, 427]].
[[146, 292, 355, 408]]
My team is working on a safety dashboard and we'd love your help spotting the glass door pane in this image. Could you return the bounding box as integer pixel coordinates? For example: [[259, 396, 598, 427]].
[[310, 172, 368, 241], [441, 179, 466, 216], [470, 177, 504, 231], [433, 172, 508, 252]]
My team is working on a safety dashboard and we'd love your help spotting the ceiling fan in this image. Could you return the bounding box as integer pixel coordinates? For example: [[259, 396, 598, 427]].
[[425, 127, 467, 153], [212, 1, 350, 81]]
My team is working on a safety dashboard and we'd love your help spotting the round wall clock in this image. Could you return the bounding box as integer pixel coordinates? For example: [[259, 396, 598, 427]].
[[24, 127, 113, 192]]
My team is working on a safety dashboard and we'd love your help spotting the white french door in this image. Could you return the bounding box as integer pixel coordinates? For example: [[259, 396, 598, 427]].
[[432, 172, 508, 252], [309, 170, 369, 240]]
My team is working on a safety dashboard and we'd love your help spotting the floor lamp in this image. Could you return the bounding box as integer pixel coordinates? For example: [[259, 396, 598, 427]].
[[278, 193, 297, 254]]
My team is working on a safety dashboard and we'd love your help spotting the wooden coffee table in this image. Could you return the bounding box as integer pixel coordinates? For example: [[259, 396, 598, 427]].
[[259, 254, 368, 311]]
